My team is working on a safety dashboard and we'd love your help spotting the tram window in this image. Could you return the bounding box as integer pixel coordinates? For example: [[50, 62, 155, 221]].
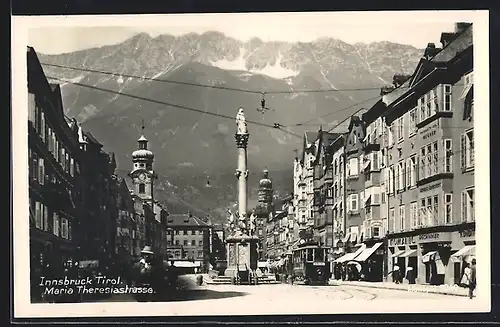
[[307, 249, 313, 261], [314, 248, 324, 261]]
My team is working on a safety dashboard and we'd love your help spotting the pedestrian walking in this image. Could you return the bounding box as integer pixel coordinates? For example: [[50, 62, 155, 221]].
[[465, 259, 477, 299], [405, 266, 416, 284], [391, 265, 401, 284]]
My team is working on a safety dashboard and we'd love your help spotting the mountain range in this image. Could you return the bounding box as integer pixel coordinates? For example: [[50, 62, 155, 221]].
[[36, 31, 424, 223]]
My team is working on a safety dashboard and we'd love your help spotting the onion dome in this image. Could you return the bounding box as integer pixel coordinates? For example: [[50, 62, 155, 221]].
[[259, 170, 272, 189], [132, 135, 154, 159], [132, 149, 154, 159]]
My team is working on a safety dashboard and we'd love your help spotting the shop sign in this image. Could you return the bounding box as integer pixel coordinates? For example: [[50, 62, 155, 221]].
[[420, 182, 441, 193], [313, 262, 325, 266], [417, 232, 451, 243], [459, 229, 475, 238], [389, 236, 415, 247], [420, 122, 439, 140]]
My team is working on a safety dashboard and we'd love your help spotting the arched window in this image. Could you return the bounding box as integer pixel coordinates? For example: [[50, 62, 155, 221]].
[[139, 183, 145, 194]]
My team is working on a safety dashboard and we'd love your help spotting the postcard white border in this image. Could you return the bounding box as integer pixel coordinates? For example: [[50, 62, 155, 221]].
[[12, 10, 491, 318]]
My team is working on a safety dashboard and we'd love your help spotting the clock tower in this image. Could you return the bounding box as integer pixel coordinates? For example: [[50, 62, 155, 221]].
[[129, 122, 156, 202]]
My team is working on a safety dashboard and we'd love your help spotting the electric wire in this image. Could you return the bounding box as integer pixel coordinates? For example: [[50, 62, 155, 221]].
[[46, 75, 303, 139]]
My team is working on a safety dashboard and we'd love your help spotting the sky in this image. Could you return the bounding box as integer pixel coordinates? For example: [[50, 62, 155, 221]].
[[24, 11, 476, 55]]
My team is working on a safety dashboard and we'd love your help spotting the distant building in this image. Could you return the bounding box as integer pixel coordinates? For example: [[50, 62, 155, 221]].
[[166, 212, 212, 272], [254, 170, 274, 259]]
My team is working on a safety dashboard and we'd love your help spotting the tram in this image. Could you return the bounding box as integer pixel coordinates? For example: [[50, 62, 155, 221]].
[[291, 240, 330, 285]]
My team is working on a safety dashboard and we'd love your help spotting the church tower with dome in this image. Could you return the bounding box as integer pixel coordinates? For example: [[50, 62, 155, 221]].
[[128, 122, 157, 202]]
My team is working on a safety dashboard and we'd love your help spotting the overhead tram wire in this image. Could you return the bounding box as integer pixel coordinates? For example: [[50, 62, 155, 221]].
[[285, 94, 383, 128], [41, 62, 406, 95], [46, 75, 303, 139]]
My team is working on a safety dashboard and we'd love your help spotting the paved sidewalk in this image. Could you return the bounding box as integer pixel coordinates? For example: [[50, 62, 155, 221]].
[[329, 279, 470, 297]]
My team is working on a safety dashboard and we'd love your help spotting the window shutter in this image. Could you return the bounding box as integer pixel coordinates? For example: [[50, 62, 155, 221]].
[[44, 206, 49, 231], [461, 134, 466, 169]]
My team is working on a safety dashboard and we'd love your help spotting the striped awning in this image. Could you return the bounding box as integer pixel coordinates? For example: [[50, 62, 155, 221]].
[[451, 245, 475, 262], [391, 249, 405, 258], [355, 242, 383, 262], [400, 249, 417, 258], [334, 244, 367, 263]]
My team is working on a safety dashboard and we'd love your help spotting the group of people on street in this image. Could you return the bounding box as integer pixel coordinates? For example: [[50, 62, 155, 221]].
[[389, 265, 416, 284], [388, 259, 477, 299]]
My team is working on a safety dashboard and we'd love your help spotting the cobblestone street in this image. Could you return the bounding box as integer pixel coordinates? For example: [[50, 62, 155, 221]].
[[96, 275, 480, 316]]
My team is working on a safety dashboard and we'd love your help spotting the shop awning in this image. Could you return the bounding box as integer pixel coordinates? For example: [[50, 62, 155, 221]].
[[400, 249, 417, 258], [173, 261, 201, 268], [422, 251, 438, 263], [334, 244, 367, 263], [391, 249, 405, 258], [355, 242, 383, 262], [451, 245, 476, 262]]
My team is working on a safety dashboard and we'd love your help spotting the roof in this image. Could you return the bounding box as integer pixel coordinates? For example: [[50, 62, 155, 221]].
[[432, 24, 473, 63], [167, 213, 211, 227], [382, 79, 412, 106], [84, 131, 103, 146]]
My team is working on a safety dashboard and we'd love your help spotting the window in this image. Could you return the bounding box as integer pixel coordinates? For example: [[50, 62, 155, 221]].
[[399, 205, 405, 232], [419, 199, 426, 227], [443, 84, 452, 111], [410, 202, 418, 229], [406, 155, 417, 187], [461, 129, 474, 170], [388, 166, 395, 194], [35, 201, 41, 229], [444, 139, 453, 173], [348, 194, 359, 212], [389, 208, 396, 233], [191, 240, 196, 246], [388, 124, 394, 146], [461, 187, 475, 222], [373, 227, 380, 238], [433, 195, 439, 226], [53, 213, 60, 236], [348, 157, 359, 176], [183, 240, 188, 246], [70, 158, 75, 176], [38, 158, 45, 185], [420, 142, 439, 180], [426, 197, 433, 227], [175, 240, 180, 245], [61, 218, 68, 239], [396, 117, 404, 141], [370, 152, 380, 171], [445, 194, 453, 224], [419, 85, 452, 122], [175, 230, 179, 235], [139, 183, 145, 194], [397, 161, 405, 191], [409, 108, 417, 135]]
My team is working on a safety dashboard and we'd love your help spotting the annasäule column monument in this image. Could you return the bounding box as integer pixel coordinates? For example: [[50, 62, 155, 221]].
[[224, 108, 258, 284]]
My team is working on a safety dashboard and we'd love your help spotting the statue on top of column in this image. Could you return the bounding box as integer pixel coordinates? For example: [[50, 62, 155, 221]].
[[236, 108, 248, 134]]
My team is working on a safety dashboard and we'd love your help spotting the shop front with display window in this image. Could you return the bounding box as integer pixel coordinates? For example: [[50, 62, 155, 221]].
[[387, 222, 475, 286]]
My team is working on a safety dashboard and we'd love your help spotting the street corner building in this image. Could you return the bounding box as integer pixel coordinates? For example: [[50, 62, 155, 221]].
[[286, 22, 475, 286]]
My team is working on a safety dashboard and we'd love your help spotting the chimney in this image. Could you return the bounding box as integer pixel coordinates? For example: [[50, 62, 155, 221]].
[[440, 32, 458, 48], [392, 74, 411, 88], [380, 86, 395, 96], [455, 22, 472, 34], [423, 43, 440, 59]]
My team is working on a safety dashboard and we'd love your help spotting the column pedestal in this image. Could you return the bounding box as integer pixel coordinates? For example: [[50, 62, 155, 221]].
[[224, 232, 259, 284]]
